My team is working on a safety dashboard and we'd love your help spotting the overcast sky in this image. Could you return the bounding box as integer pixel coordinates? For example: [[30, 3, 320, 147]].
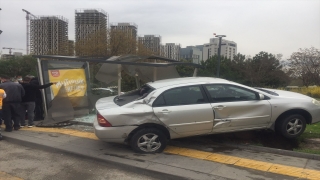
[[0, 0, 319, 59]]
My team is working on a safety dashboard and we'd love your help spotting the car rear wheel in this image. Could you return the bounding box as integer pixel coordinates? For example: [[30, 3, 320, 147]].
[[278, 114, 306, 139], [130, 128, 167, 153]]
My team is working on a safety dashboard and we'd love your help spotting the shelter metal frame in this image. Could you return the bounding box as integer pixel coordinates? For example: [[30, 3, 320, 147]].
[[33, 55, 202, 115]]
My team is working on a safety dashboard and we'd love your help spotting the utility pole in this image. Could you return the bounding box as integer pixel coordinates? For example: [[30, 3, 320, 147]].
[[215, 34, 226, 78], [0, 8, 2, 35], [22, 9, 37, 55]]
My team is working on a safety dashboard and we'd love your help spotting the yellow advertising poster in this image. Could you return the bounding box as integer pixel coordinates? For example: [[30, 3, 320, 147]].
[[48, 69, 87, 97]]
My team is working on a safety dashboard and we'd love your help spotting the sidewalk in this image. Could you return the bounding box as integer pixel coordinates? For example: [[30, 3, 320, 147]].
[[1, 126, 320, 180]]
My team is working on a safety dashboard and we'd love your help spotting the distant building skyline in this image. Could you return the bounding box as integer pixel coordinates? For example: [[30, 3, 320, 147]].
[[161, 43, 181, 61], [110, 22, 137, 39], [75, 9, 108, 56], [180, 45, 203, 64], [30, 16, 68, 55], [8, 8, 238, 62], [203, 38, 237, 61], [138, 35, 161, 55]]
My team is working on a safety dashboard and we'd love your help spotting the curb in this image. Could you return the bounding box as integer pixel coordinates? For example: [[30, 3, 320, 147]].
[[68, 122, 320, 161], [222, 142, 320, 161], [2, 134, 189, 180], [2, 133, 229, 180]]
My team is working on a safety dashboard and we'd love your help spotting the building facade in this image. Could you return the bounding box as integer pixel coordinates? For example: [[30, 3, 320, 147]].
[[161, 43, 181, 61], [75, 9, 108, 55], [110, 22, 137, 38], [180, 45, 203, 64], [110, 22, 138, 53], [30, 16, 68, 55], [138, 35, 161, 55], [202, 38, 237, 61]]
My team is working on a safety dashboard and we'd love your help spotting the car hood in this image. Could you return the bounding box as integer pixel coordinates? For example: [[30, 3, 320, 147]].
[[262, 88, 312, 100], [95, 96, 119, 110]]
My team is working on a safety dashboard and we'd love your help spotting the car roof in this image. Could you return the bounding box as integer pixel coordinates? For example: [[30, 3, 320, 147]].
[[147, 77, 231, 89]]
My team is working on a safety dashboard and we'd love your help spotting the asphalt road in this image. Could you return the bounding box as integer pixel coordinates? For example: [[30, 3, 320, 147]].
[[0, 140, 159, 180]]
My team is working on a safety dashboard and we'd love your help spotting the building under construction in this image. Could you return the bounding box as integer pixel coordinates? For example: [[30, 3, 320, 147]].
[[30, 16, 68, 55], [110, 22, 138, 54], [75, 9, 108, 56], [138, 35, 161, 55], [110, 22, 137, 39]]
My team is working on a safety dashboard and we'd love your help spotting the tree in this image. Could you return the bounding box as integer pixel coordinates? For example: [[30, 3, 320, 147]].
[[248, 52, 285, 87], [288, 47, 320, 86], [197, 52, 289, 88], [0, 55, 37, 77], [75, 30, 108, 57], [198, 55, 240, 81], [176, 58, 195, 77]]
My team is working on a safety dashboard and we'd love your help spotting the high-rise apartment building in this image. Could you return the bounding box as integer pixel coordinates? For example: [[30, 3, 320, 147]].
[[110, 22, 138, 53], [202, 38, 237, 61], [30, 16, 68, 55], [75, 9, 108, 55], [138, 35, 161, 55], [110, 22, 137, 39], [161, 43, 181, 61]]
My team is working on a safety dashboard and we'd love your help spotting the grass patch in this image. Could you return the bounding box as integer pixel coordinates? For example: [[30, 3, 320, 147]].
[[294, 122, 320, 155], [294, 149, 320, 155], [299, 122, 320, 140], [286, 86, 320, 98]]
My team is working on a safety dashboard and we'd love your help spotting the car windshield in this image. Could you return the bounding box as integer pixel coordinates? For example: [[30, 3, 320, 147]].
[[114, 84, 154, 106], [254, 87, 279, 96]]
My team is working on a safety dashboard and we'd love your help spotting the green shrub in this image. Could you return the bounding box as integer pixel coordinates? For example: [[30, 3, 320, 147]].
[[286, 87, 320, 98]]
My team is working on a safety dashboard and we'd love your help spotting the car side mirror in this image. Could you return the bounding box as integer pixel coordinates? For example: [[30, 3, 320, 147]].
[[259, 94, 265, 100]]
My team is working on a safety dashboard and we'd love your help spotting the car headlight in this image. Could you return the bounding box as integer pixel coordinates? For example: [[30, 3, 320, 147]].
[[312, 99, 320, 106]]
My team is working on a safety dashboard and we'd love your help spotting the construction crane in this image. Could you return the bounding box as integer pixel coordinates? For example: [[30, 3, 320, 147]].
[[2, 47, 25, 55], [22, 9, 37, 55]]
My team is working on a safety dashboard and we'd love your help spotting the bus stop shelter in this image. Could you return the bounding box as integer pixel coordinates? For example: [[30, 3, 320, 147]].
[[33, 54, 202, 126]]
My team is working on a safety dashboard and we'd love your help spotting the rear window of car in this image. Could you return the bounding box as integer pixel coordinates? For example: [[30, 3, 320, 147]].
[[114, 85, 154, 106]]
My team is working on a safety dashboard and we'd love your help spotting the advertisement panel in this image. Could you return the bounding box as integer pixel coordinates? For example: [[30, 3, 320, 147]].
[[48, 69, 87, 97]]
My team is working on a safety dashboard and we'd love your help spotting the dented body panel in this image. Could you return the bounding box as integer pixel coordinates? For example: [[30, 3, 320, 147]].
[[93, 77, 320, 144]]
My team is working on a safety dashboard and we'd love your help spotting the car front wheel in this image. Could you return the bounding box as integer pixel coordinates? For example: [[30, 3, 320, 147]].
[[278, 114, 306, 139], [130, 128, 167, 153]]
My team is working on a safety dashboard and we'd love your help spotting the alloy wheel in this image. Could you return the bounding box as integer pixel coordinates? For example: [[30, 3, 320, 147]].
[[286, 118, 303, 135], [137, 133, 162, 152]]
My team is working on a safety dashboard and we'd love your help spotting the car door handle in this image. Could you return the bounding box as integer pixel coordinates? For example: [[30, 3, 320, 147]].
[[213, 105, 226, 109], [160, 109, 171, 113]]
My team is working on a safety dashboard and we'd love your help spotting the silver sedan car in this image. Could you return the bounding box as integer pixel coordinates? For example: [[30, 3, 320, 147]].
[[94, 77, 320, 153]]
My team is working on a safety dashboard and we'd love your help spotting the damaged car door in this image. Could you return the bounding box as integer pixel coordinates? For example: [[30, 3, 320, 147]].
[[152, 85, 214, 136], [203, 84, 272, 132]]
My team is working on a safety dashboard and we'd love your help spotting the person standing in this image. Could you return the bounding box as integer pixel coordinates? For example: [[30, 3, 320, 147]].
[[30, 77, 45, 121], [0, 75, 25, 132], [20, 76, 55, 127], [0, 87, 5, 127], [0, 88, 6, 140]]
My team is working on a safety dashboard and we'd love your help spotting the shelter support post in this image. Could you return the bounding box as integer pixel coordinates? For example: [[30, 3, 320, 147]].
[[193, 68, 198, 77], [118, 64, 121, 95], [37, 58, 48, 116], [153, 60, 157, 81]]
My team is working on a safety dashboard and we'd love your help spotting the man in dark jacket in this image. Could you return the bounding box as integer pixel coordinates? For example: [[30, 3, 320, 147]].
[[0, 75, 25, 132], [30, 77, 44, 121], [20, 76, 55, 127]]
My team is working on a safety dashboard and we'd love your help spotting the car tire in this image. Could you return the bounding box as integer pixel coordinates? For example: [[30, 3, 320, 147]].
[[130, 128, 167, 153], [278, 114, 306, 139]]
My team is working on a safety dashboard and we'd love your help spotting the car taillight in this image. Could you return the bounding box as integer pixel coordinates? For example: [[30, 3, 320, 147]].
[[97, 113, 112, 127]]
